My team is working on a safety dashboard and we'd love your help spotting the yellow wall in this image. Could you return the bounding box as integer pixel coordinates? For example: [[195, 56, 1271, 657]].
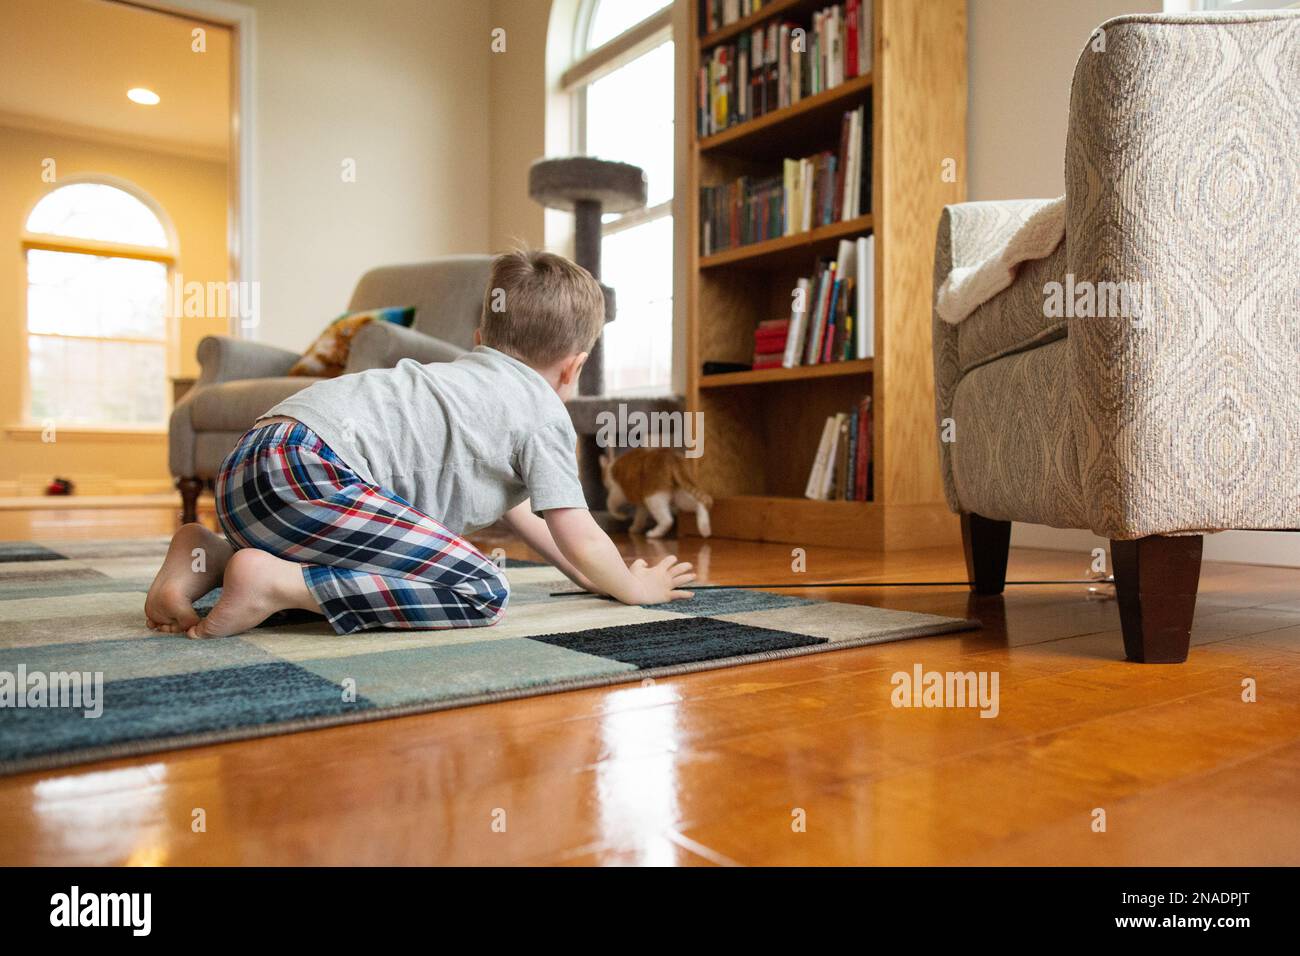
[[0, 125, 228, 496]]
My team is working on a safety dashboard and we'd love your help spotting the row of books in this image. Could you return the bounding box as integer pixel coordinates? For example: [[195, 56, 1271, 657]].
[[782, 235, 875, 366], [697, 0, 873, 137], [700, 0, 768, 35], [746, 235, 874, 369], [805, 394, 873, 501], [699, 104, 869, 254], [752, 318, 791, 370]]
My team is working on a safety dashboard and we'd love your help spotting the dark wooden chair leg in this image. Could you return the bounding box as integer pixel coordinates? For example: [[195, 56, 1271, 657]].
[[177, 477, 203, 525], [961, 512, 1011, 596], [1110, 535, 1203, 663]]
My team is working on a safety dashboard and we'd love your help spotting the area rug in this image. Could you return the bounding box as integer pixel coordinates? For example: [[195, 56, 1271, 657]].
[[0, 538, 976, 775]]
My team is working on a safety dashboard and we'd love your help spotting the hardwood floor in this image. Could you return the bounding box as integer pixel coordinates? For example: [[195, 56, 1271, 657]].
[[1, 503, 1299, 865]]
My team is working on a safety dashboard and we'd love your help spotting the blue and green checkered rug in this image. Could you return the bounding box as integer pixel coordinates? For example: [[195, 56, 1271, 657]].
[[0, 538, 975, 775]]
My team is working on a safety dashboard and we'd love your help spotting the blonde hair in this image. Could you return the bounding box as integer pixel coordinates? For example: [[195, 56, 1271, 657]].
[[479, 249, 605, 367]]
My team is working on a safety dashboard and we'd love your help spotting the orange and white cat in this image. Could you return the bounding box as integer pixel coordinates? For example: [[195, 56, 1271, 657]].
[[600, 448, 712, 539]]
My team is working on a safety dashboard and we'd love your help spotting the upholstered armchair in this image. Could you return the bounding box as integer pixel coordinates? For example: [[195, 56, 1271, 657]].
[[933, 12, 1299, 662], [169, 256, 491, 522]]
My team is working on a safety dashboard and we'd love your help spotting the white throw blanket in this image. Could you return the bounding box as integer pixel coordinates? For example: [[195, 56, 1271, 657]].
[[936, 196, 1066, 325]]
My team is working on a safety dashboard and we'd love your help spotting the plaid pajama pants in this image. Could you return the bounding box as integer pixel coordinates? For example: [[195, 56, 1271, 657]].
[[215, 421, 510, 635]]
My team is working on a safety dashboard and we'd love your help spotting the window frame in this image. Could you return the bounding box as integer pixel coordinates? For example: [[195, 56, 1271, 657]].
[[20, 176, 177, 431], [564, 0, 674, 185], [564, 0, 676, 394]]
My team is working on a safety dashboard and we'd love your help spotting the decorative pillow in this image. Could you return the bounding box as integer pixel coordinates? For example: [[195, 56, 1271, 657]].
[[288, 306, 416, 377]]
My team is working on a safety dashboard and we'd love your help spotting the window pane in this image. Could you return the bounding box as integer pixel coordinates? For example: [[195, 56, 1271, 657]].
[[27, 250, 167, 340], [587, 0, 671, 49], [585, 40, 674, 209], [28, 336, 166, 426], [600, 215, 673, 394], [26, 182, 168, 247]]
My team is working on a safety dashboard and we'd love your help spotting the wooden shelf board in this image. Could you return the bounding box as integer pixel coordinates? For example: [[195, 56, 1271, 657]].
[[697, 73, 872, 155], [723, 494, 876, 509], [698, 0, 803, 50], [707, 493, 879, 549], [700, 213, 872, 269], [705, 496, 961, 551], [699, 358, 873, 389]]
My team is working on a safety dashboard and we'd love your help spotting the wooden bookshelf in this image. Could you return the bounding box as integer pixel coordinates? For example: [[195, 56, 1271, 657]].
[[687, 0, 967, 550], [698, 72, 872, 153], [701, 213, 872, 269], [700, 357, 873, 389], [699, 0, 803, 49]]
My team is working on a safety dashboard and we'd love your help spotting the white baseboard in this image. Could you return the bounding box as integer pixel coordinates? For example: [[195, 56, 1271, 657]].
[[0, 493, 181, 511], [1011, 524, 1300, 568], [0, 477, 174, 498]]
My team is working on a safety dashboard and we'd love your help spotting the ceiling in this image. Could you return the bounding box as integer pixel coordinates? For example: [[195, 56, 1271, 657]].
[[0, 0, 231, 159]]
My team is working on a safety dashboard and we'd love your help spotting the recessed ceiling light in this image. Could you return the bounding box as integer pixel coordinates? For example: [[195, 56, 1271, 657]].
[[127, 88, 160, 106]]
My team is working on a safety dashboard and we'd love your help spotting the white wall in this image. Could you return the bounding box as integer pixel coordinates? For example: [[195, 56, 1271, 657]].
[[967, 0, 1160, 201], [243, 0, 492, 352], [486, 0, 550, 253], [967, 0, 1299, 567]]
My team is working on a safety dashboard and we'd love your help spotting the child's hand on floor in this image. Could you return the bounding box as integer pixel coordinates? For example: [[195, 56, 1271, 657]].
[[540, 507, 696, 605], [628, 555, 696, 604]]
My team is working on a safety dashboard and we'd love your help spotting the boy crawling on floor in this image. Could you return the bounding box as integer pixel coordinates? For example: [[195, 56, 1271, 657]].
[[145, 250, 695, 639]]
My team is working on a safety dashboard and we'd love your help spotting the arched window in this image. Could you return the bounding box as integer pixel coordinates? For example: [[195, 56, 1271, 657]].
[[23, 180, 173, 427], [567, 0, 674, 394]]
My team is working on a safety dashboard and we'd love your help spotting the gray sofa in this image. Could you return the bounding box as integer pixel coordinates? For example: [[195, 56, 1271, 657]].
[[170, 256, 491, 521], [932, 12, 1300, 663]]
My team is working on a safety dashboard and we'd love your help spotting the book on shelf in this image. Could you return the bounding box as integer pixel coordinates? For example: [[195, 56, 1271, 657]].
[[701, 360, 753, 376], [803, 257, 836, 364], [832, 413, 850, 500], [752, 317, 790, 369], [699, 102, 870, 256], [804, 393, 873, 501], [701, 0, 769, 36], [854, 232, 874, 361], [804, 414, 839, 499], [779, 235, 875, 368], [698, 233, 874, 377], [853, 392, 871, 500], [783, 276, 812, 367], [698, 1, 873, 138]]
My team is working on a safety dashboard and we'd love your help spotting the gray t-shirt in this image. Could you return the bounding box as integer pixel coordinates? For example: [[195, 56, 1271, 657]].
[[264, 346, 587, 535]]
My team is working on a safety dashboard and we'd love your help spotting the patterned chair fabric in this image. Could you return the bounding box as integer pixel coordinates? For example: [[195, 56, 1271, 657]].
[[933, 11, 1300, 540]]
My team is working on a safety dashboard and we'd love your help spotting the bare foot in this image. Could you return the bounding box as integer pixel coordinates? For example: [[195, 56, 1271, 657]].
[[187, 548, 319, 639], [145, 523, 233, 634]]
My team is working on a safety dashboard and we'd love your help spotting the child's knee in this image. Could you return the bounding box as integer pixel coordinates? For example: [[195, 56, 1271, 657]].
[[478, 563, 511, 621]]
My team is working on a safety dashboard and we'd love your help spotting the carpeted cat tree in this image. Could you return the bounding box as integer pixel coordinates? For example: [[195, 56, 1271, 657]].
[[529, 157, 684, 518]]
